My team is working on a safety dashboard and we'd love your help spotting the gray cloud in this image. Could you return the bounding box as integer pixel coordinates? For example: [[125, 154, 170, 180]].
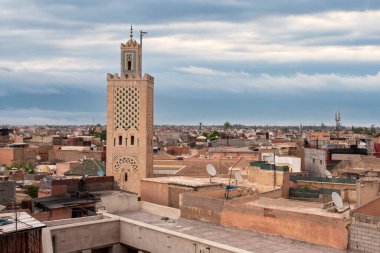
[[1, 0, 380, 125]]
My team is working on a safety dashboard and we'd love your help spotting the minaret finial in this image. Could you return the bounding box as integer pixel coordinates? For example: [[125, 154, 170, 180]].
[[130, 25, 133, 39]]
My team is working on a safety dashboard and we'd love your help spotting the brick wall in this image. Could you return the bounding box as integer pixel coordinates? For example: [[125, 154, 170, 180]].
[[350, 213, 380, 252], [51, 176, 114, 193]]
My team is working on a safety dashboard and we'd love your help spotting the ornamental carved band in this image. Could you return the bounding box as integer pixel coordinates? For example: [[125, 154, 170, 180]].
[[113, 154, 139, 173]]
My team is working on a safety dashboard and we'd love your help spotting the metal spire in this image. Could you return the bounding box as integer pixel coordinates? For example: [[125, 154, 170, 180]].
[[130, 25, 133, 39]]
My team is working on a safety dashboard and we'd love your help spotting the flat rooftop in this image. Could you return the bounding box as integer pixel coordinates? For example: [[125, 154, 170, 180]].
[[143, 176, 279, 192], [142, 176, 224, 187], [34, 194, 100, 209], [119, 210, 347, 253], [245, 197, 350, 218]]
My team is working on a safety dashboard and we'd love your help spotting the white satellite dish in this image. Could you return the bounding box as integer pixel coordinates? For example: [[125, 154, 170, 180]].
[[235, 172, 244, 184], [0, 204, 5, 211], [36, 155, 41, 161], [206, 164, 217, 183], [325, 170, 333, 179], [332, 192, 343, 209]]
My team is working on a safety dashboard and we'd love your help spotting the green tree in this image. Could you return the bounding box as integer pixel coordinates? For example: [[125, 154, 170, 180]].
[[224, 122, 232, 131], [209, 130, 219, 140], [201, 132, 209, 138], [24, 185, 39, 198]]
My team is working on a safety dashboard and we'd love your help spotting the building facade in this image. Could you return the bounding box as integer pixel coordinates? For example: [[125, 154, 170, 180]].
[[106, 32, 154, 195]]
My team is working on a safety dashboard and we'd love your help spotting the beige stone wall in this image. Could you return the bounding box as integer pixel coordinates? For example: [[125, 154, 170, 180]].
[[247, 166, 285, 186], [140, 180, 169, 206], [356, 178, 380, 207], [221, 202, 348, 249]]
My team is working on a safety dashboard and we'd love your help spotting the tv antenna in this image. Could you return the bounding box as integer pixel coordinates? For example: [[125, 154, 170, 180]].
[[206, 164, 217, 183], [335, 111, 342, 131]]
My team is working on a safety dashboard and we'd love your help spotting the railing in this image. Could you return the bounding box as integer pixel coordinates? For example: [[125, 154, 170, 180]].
[[290, 175, 356, 184], [250, 162, 289, 172], [289, 188, 341, 199]]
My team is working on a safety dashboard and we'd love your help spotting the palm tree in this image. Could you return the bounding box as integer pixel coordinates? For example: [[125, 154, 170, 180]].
[[224, 122, 232, 145]]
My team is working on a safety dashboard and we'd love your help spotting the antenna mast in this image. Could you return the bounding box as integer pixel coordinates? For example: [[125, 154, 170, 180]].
[[140, 30, 148, 47]]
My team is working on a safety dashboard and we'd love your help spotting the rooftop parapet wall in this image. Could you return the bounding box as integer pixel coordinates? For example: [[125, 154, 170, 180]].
[[180, 190, 225, 224], [179, 188, 254, 224], [221, 200, 349, 250]]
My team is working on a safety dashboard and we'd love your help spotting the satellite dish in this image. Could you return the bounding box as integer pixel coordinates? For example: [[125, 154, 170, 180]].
[[206, 164, 217, 183], [332, 192, 343, 209], [36, 155, 41, 161], [325, 170, 333, 179], [235, 172, 243, 184], [0, 204, 5, 211]]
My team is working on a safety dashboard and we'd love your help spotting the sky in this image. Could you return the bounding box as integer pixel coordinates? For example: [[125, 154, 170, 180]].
[[1, 0, 380, 126]]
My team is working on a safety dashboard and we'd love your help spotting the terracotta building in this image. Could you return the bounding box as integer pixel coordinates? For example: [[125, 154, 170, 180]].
[[106, 28, 154, 195]]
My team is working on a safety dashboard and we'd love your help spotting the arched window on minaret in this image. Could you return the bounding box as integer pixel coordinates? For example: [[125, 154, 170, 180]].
[[127, 60, 132, 70], [119, 136, 122, 145]]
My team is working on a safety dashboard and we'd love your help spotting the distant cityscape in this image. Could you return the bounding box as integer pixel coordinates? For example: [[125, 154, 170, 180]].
[[1, 1, 380, 253]]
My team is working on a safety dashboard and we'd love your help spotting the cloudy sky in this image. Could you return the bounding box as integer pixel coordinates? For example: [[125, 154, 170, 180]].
[[1, 0, 380, 126]]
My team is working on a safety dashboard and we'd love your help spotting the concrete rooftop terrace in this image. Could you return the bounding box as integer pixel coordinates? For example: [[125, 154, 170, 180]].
[[142, 176, 280, 191], [245, 197, 350, 218], [119, 210, 350, 253]]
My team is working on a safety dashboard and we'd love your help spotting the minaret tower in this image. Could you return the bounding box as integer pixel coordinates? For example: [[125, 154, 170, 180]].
[[106, 26, 154, 195]]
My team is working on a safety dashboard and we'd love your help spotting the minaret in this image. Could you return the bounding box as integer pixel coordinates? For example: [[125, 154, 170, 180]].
[[106, 26, 154, 195]]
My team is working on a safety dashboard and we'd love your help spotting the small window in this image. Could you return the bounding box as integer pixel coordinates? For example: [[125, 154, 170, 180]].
[[320, 160, 323, 165], [119, 136, 122, 145], [127, 61, 132, 70], [131, 135, 135, 145], [313, 158, 315, 163], [125, 138, 128, 146], [124, 173, 128, 181], [113, 138, 116, 146]]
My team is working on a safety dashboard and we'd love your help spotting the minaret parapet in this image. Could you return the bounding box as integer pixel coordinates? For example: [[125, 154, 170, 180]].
[[107, 73, 122, 80], [143, 74, 154, 82]]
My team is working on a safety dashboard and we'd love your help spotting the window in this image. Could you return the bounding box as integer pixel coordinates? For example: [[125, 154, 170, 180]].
[[131, 135, 135, 145], [113, 138, 116, 146], [313, 158, 315, 163], [125, 138, 128, 146], [126, 54, 133, 71], [124, 173, 128, 181], [119, 136, 122, 145]]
